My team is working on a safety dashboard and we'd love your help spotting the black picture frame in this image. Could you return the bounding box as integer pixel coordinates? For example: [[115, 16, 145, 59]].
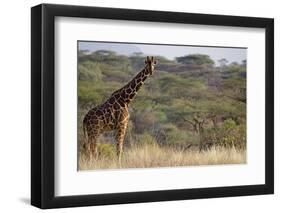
[[31, 3, 274, 209]]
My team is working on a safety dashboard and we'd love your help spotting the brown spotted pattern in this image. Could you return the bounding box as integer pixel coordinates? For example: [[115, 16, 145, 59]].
[[83, 56, 157, 160]]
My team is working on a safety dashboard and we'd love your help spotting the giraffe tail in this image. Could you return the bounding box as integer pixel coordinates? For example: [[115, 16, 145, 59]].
[[82, 119, 88, 140], [82, 119, 90, 152]]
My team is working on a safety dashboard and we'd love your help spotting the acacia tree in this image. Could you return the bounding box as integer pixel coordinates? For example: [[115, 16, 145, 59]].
[[242, 59, 247, 67], [220, 77, 246, 104], [176, 54, 215, 67], [218, 58, 228, 67], [170, 96, 245, 146], [172, 100, 209, 135], [218, 58, 228, 72]]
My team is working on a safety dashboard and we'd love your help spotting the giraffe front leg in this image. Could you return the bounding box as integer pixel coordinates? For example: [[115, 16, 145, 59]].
[[116, 133, 124, 162], [115, 123, 128, 163]]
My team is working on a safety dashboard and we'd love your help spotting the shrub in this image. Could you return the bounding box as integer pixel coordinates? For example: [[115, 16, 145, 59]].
[[97, 143, 115, 158], [132, 110, 157, 134], [202, 119, 246, 149], [78, 61, 103, 81], [154, 123, 199, 146]]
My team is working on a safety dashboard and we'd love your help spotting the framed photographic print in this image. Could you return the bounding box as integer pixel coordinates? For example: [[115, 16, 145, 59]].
[[31, 3, 274, 209]]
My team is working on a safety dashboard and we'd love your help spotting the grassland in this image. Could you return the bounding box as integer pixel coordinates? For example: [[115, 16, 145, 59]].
[[79, 144, 246, 170]]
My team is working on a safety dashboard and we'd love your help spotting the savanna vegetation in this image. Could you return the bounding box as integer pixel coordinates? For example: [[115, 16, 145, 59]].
[[78, 49, 247, 170]]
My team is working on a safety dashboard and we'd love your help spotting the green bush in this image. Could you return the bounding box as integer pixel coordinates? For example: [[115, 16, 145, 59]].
[[97, 143, 115, 158], [78, 61, 103, 81], [202, 119, 246, 149], [154, 123, 199, 146]]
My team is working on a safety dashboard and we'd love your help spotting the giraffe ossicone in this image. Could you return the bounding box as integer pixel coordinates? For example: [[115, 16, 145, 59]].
[[83, 56, 157, 160]]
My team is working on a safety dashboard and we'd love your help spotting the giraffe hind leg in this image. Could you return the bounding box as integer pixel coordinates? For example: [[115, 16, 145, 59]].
[[85, 129, 100, 159]]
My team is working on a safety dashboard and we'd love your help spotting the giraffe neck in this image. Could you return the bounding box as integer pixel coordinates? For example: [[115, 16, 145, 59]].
[[113, 67, 150, 105]]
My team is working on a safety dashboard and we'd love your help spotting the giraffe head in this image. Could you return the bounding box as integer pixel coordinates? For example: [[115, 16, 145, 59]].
[[145, 56, 157, 75]]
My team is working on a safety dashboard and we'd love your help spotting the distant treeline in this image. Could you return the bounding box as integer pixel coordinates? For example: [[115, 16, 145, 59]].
[[78, 50, 246, 150]]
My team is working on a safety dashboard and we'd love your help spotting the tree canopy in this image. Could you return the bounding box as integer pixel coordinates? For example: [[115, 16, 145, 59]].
[[176, 54, 215, 66]]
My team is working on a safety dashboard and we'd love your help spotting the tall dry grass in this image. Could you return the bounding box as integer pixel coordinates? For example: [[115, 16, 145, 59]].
[[78, 144, 246, 170]]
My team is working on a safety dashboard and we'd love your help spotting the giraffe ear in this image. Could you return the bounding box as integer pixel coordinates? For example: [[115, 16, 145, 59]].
[[154, 60, 157, 65]]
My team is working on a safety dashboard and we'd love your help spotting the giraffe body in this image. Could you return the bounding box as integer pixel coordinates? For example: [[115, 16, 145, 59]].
[[83, 56, 157, 160]]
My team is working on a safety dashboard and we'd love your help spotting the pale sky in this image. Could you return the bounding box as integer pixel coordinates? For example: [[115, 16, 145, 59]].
[[79, 41, 247, 65]]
